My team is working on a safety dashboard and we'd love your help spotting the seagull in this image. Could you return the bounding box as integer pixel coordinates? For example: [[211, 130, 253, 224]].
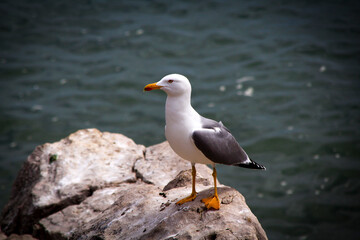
[[144, 74, 265, 210]]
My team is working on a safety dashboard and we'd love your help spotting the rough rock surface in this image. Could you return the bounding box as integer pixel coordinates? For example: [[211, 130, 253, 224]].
[[1, 129, 267, 240]]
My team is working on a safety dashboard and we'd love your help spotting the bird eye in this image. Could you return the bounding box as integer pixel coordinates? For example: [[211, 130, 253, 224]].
[[168, 80, 174, 83]]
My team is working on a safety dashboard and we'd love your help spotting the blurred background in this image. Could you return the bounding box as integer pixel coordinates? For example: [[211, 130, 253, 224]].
[[0, 0, 359, 239]]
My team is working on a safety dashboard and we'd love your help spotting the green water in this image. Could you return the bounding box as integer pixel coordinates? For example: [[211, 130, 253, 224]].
[[1, 1, 359, 239]]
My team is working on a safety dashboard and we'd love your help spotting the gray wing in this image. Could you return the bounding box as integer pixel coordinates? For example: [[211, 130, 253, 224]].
[[192, 117, 265, 170]]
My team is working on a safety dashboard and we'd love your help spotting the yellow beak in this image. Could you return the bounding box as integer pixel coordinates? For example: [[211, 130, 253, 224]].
[[144, 82, 161, 91]]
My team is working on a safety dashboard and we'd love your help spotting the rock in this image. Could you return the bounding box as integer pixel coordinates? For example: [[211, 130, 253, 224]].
[[1, 129, 144, 235], [2, 233, 37, 240], [1, 129, 268, 240], [0, 230, 37, 240]]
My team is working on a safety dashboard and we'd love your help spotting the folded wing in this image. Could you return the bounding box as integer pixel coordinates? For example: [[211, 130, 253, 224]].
[[192, 118, 265, 170]]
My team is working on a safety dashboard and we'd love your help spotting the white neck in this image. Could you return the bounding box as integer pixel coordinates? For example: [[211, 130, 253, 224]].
[[165, 92, 199, 125]]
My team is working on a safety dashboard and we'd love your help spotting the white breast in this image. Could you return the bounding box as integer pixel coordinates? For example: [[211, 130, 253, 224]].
[[164, 99, 213, 165]]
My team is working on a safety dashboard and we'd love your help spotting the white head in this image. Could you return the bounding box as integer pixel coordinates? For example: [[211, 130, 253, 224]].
[[144, 74, 192, 96]]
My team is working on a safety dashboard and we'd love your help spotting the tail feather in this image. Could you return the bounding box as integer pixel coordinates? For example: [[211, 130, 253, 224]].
[[236, 159, 266, 170]]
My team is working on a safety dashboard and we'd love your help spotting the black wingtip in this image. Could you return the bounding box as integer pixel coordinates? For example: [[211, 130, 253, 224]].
[[237, 159, 266, 170]]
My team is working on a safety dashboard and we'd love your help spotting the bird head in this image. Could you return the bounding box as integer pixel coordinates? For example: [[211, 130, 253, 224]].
[[144, 74, 192, 96]]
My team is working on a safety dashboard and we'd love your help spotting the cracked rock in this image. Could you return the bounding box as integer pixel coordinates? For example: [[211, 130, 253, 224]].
[[0, 129, 267, 240], [0, 129, 144, 235]]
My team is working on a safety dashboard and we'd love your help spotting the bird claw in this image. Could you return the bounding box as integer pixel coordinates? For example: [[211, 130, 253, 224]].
[[176, 192, 197, 205], [201, 195, 220, 210]]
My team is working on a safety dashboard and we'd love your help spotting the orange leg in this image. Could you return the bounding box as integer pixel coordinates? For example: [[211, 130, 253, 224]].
[[176, 163, 197, 205], [201, 165, 220, 210]]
